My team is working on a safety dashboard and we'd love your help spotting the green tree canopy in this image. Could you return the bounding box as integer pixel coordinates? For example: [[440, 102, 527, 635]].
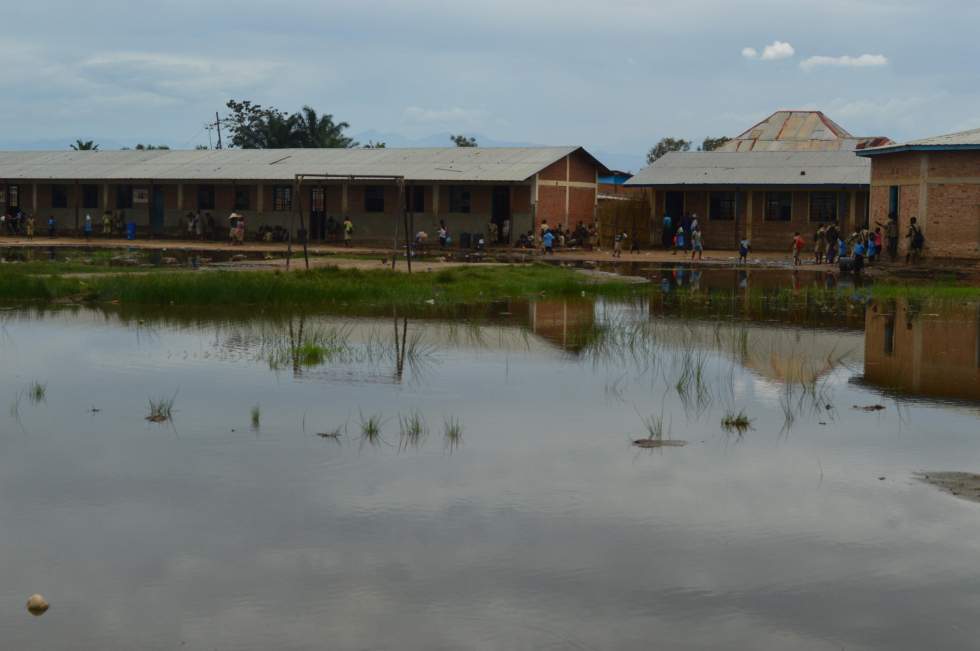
[[646, 137, 690, 165], [699, 136, 731, 152], [70, 140, 99, 151], [223, 99, 358, 149], [451, 134, 478, 147]]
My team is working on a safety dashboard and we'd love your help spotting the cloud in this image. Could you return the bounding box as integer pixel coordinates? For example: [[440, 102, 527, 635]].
[[800, 54, 888, 70], [742, 41, 795, 61]]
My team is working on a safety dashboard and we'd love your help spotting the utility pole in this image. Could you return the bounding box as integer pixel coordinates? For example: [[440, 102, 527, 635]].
[[215, 112, 223, 150]]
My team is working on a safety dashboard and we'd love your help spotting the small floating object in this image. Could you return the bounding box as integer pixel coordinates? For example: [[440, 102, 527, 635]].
[[317, 432, 341, 439], [853, 404, 886, 411], [26, 594, 49, 616], [632, 439, 686, 449]]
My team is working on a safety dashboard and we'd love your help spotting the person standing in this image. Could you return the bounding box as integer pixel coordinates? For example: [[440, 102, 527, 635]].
[[101, 211, 112, 237], [906, 217, 924, 263], [343, 217, 354, 247], [438, 221, 448, 248], [690, 227, 703, 261], [876, 214, 899, 262], [738, 238, 750, 264], [501, 218, 511, 245], [83, 214, 93, 242], [792, 232, 805, 266], [542, 228, 555, 255], [824, 223, 839, 264], [47, 215, 57, 238], [673, 226, 685, 255], [612, 231, 624, 258], [661, 214, 673, 250], [814, 225, 826, 264], [25, 213, 35, 240]]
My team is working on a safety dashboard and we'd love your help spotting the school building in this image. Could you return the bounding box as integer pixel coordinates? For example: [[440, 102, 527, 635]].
[[0, 147, 608, 242], [625, 111, 891, 251], [855, 127, 980, 261]]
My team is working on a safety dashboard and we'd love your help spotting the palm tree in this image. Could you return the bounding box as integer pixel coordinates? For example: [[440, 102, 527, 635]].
[[70, 140, 99, 151], [262, 112, 303, 148], [295, 106, 356, 148]]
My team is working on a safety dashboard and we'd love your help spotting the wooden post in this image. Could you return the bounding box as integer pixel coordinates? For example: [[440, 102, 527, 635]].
[[400, 180, 411, 274], [296, 178, 309, 271]]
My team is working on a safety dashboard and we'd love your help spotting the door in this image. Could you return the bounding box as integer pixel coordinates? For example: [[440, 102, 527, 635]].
[[491, 186, 510, 243], [151, 188, 165, 235], [664, 191, 684, 220], [310, 187, 326, 240]]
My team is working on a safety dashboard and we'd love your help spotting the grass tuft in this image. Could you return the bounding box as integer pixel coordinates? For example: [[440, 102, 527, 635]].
[[146, 393, 177, 423]]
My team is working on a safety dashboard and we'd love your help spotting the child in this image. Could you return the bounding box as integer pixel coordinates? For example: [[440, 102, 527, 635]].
[[690, 228, 703, 261], [792, 232, 805, 266], [612, 232, 624, 258], [47, 215, 57, 238], [837, 237, 847, 262], [542, 229, 555, 254], [673, 226, 685, 255], [738, 238, 750, 264], [26, 213, 35, 240]]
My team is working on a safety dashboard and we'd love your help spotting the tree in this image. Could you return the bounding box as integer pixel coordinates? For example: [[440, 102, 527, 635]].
[[70, 140, 99, 151], [699, 136, 731, 152], [295, 106, 357, 148], [134, 144, 170, 150], [224, 99, 282, 149], [451, 134, 478, 147], [646, 137, 690, 164], [195, 144, 209, 150], [262, 112, 303, 148], [363, 140, 386, 148]]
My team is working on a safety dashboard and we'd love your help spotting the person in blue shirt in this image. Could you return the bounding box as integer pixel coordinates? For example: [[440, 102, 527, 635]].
[[837, 237, 846, 260], [662, 215, 673, 249], [673, 226, 685, 255], [852, 237, 866, 273], [542, 229, 555, 254]]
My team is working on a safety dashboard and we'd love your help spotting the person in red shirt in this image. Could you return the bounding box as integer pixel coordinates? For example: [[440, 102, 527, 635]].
[[792, 232, 805, 266]]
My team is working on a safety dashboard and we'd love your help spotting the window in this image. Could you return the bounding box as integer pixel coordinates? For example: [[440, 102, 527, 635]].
[[364, 186, 385, 213], [234, 187, 250, 210], [273, 186, 293, 211], [449, 186, 471, 213], [116, 184, 133, 209], [888, 186, 900, 218], [708, 191, 736, 220], [809, 191, 839, 222], [51, 184, 68, 209], [765, 191, 792, 221], [405, 186, 424, 213], [197, 184, 215, 210], [8, 184, 19, 208], [82, 184, 100, 209]]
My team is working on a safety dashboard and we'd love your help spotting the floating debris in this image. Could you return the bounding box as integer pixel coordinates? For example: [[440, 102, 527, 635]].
[[26, 594, 49, 616], [852, 404, 885, 412], [632, 439, 686, 449]]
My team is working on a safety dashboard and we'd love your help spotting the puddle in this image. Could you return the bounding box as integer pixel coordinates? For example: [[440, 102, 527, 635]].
[[0, 289, 979, 649]]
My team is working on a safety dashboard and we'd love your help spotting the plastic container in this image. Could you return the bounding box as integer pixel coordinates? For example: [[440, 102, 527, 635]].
[[126, 222, 137, 240]]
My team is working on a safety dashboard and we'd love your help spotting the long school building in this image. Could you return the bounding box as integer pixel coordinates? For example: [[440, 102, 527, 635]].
[[0, 147, 607, 241]]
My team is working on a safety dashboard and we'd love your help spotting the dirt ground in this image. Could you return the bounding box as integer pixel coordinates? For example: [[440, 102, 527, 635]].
[[917, 472, 980, 504], [1, 235, 976, 276]]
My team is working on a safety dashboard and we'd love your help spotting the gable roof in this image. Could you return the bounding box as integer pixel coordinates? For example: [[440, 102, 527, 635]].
[[624, 150, 870, 187], [856, 127, 980, 157], [0, 147, 608, 182], [716, 110, 890, 152]]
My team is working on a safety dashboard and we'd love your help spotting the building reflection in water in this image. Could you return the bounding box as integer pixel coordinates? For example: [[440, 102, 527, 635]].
[[864, 299, 980, 402]]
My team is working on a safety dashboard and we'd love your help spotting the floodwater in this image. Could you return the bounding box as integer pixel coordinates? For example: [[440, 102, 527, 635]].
[[1, 271, 980, 650]]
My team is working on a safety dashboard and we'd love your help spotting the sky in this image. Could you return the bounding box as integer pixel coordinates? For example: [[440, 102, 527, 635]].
[[1, 0, 978, 170]]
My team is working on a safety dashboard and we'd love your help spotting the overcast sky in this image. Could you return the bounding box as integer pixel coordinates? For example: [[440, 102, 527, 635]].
[[1, 0, 978, 169]]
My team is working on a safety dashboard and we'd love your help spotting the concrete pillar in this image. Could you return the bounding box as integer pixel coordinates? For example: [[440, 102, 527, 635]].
[[257, 184, 264, 215], [177, 183, 184, 211], [32, 183, 37, 213], [849, 190, 857, 234], [432, 183, 440, 217], [341, 181, 349, 216], [103, 183, 109, 211], [564, 155, 570, 226]]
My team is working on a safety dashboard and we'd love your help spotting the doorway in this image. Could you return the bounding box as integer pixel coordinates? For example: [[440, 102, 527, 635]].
[[491, 186, 510, 243], [665, 191, 684, 220], [151, 188, 165, 235], [309, 187, 326, 241]]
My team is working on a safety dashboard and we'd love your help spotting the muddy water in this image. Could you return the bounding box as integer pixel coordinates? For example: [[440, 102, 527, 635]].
[[1, 293, 979, 650]]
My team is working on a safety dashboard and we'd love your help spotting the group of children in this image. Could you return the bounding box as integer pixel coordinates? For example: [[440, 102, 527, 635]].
[[789, 218, 924, 270]]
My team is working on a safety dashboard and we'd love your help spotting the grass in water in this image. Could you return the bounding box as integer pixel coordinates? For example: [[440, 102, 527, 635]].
[[146, 393, 177, 423], [28, 381, 47, 405], [444, 417, 463, 452], [251, 404, 261, 430], [399, 411, 429, 450], [359, 412, 384, 447], [633, 412, 685, 448], [721, 409, 754, 435]]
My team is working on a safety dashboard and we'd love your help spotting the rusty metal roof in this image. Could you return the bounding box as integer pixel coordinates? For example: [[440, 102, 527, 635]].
[[0, 147, 608, 182], [856, 127, 980, 156], [624, 151, 870, 187], [716, 110, 889, 152]]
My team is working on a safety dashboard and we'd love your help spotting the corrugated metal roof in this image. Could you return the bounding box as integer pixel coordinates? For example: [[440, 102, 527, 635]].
[[856, 127, 980, 156], [624, 151, 870, 187], [716, 110, 888, 152], [0, 147, 606, 182]]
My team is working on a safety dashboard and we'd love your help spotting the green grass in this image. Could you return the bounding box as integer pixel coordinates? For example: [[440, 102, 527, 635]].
[[398, 411, 429, 449], [721, 409, 753, 434], [0, 264, 643, 306], [251, 404, 261, 429], [28, 381, 47, 405], [443, 416, 463, 452]]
